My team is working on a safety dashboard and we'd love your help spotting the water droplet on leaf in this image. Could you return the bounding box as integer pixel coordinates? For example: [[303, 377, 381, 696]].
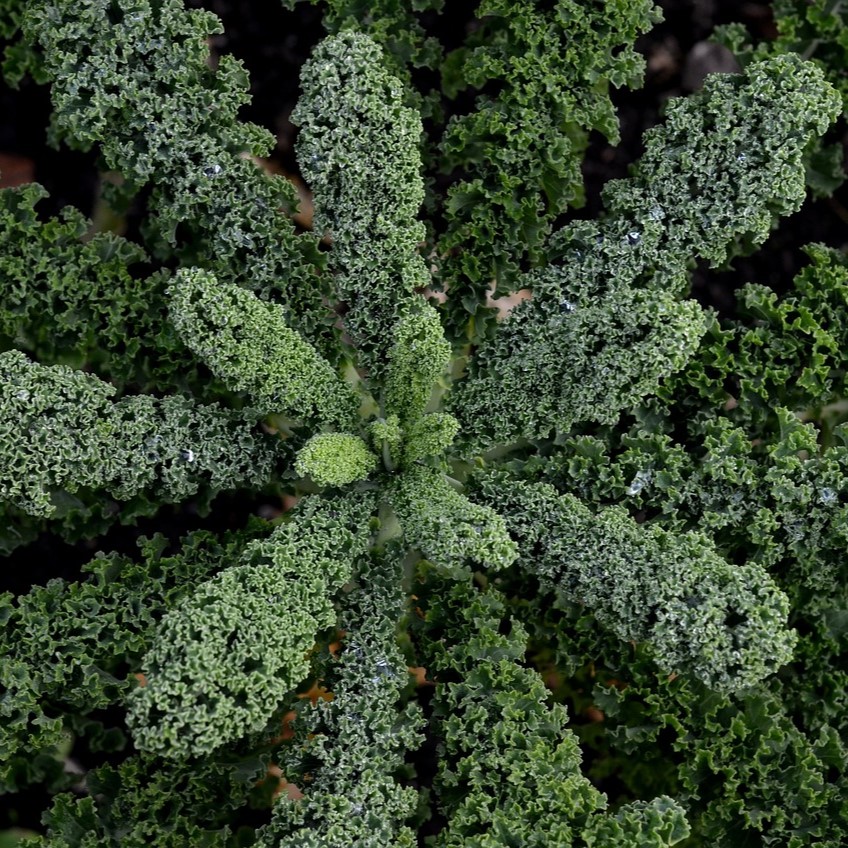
[[372, 657, 395, 680], [559, 300, 576, 314], [818, 487, 837, 505], [626, 469, 652, 496]]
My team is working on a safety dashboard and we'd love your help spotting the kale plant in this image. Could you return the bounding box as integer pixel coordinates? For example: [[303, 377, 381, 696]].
[[0, 1, 846, 846]]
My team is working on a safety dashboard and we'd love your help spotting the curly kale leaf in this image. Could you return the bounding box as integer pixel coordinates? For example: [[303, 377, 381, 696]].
[[295, 433, 378, 488], [127, 494, 376, 758], [0, 528, 266, 791], [389, 465, 518, 577], [25, 750, 266, 847], [453, 280, 706, 452], [280, 0, 445, 94], [293, 31, 430, 381], [438, 0, 660, 322], [168, 268, 360, 429], [384, 301, 452, 426], [0, 350, 281, 518], [450, 55, 841, 452], [0, 183, 189, 393], [473, 473, 795, 692], [19, 0, 332, 348], [257, 547, 423, 848], [415, 570, 689, 847]]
